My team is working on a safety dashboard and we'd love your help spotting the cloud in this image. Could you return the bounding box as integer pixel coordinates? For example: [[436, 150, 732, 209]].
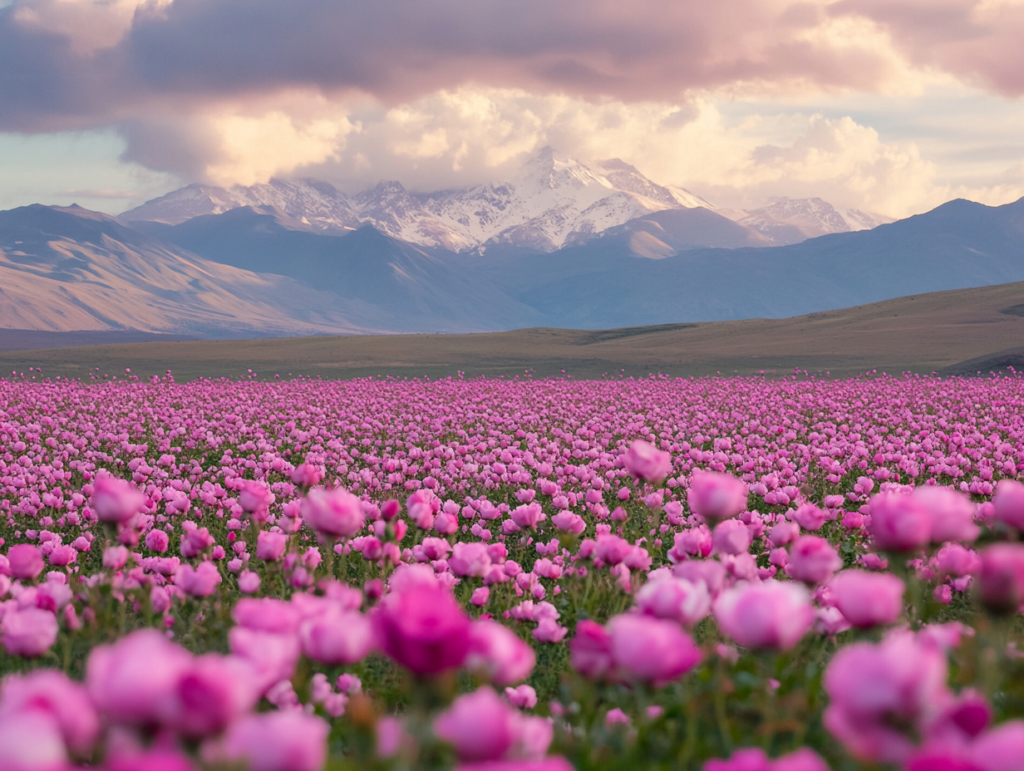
[[0, 0, 1022, 213], [3, 0, 1019, 137], [830, 0, 1024, 97]]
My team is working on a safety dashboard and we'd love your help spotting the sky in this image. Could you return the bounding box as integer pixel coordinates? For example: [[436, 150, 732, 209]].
[[1, 0, 1023, 219]]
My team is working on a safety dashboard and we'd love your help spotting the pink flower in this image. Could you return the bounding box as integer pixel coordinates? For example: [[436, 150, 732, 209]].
[[301, 487, 365, 540], [238, 480, 275, 517], [551, 511, 586, 535], [0, 670, 99, 754], [594, 534, 632, 566], [217, 710, 329, 771], [238, 570, 261, 593], [408, 489, 439, 529], [790, 503, 826, 532], [688, 472, 747, 522], [86, 629, 191, 725], [868, 491, 931, 552], [256, 531, 287, 561], [713, 580, 814, 650], [472, 587, 491, 607], [768, 520, 800, 546], [970, 720, 1024, 771], [569, 620, 614, 680], [933, 543, 981, 577], [830, 570, 905, 629], [167, 654, 259, 737], [977, 543, 1024, 614], [466, 620, 536, 685], [91, 475, 146, 524], [0, 710, 67, 770], [434, 687, 517, 762], [300, 610, 375, 665], [607, 613, 701, 683], [993, 480, 1024, 531], [7, 544, 44, 580], [913, 485, 979, 543], [505, 685, 538, 709], [450, 542, 492, 577], [290, 463, 325, 488], [374, 583, 471, 675], [511, 503, 546, 529], [712, 519, 751, 555], [1, 607, 59, 657], [670, 526, 713, 560], [233, 598, 300, 634], [105, 749, 199, 771], [103, 545, 129, 570], [622, 439, 672, 482], [145, 529, 170, 552], [175, 561, 222, 597], [532, 618, 568, 643], [453, 759, 575, 771], [635, 576, 711, 626], [823, 631, 948, 763], [785, 536, 842, 585], [228, 627, 301, 695]]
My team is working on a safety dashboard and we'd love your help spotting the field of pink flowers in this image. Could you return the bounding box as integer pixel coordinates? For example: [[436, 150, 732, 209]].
[[3, 371, 1024, 771]]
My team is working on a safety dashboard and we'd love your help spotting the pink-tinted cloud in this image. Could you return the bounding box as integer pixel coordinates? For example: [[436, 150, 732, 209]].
[[0, 0, 972, 134], [830, 0, 1024, 97]]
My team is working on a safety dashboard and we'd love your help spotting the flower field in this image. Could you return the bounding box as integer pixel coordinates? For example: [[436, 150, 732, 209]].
[[3, 371, 1024, 771]]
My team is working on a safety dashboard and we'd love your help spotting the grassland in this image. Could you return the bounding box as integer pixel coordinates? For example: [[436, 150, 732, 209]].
[[4, 280, 1024, 381]]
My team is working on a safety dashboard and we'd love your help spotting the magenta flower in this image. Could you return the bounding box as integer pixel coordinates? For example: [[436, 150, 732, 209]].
[[86, 629, 191, 725], [466, 620, 537, 685], [0, 670, 99, 755], [7, 544, 44, 580], [786, 536, 842, 585], [868, 491, 932, 552], [977, 543, 1024, 614], [300, 609, 375, 666], [712, 519, 752, 555], [374, 583, 472, 675], [1, 607, 59, 657], [830, 570, 905, 629], [256, 530, 287, 562], [434, 687, 517, 762], [301, 487, 365, 540], [607, 613, 701, 684], [635, 576, 711, 626], [993, 480, 1024, 531], [713, 580, 814, 650], [569, 620, 614, 681], [91, 474, 146, 524], [217, 710, 329, 771], [688, 471, 747, 522], [175, 561, 222, 597], [622, 439, 672, 482]]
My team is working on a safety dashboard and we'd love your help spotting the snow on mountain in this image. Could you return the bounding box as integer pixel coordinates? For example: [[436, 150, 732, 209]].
[[720, 197, 895, 246], [121, 178, 360, 233], [122, 147, 714, 253]]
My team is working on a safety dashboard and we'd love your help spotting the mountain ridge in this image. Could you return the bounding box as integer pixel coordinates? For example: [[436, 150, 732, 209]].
[[120, 147, 884, 252]]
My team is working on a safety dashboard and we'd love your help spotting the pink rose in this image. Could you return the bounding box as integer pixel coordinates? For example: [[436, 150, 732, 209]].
[[622, 439, 672, 483], [688, 472, 747, 522]]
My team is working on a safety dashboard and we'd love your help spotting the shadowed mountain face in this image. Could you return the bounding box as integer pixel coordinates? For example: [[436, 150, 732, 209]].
[[1, 196, 1023, 339]]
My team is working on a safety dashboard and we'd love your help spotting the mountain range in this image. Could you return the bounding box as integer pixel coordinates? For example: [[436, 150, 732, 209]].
[[121, 147, 889, 251], [0, 146, 1021, 340]]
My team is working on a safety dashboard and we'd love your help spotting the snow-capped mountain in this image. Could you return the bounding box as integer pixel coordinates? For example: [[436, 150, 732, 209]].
[[121, 149, 889, 252], [121, 147, 714, 252], [120, 177, 361, 234], [720, 198, 894, 246]]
